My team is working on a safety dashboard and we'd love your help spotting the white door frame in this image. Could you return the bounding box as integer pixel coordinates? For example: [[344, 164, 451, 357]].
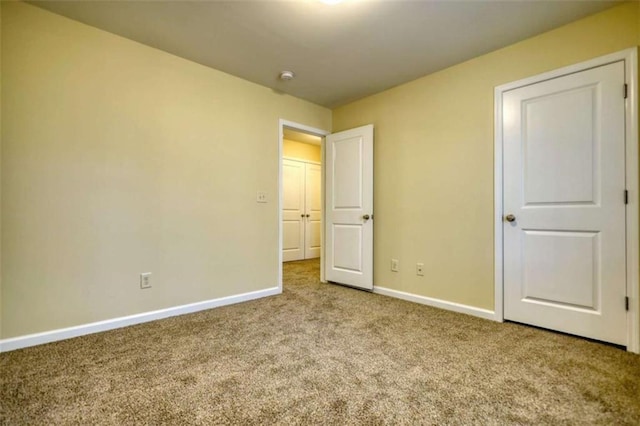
[[278, 119, 331, 292], [494, 48, 639, 353]]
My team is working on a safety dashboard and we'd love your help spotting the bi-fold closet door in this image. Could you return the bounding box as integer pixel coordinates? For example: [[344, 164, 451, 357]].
[[282, 159, 321, 262]]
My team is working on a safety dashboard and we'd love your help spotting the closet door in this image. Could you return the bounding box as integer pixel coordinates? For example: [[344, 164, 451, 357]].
[[282, 159, 305, 262], [305, 163, 322, 259]]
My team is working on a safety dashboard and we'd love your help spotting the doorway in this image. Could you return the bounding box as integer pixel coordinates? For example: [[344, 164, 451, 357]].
[[278, 120, 330, 291], [278, 120, 375, 293], [282, 131, 323, 262]]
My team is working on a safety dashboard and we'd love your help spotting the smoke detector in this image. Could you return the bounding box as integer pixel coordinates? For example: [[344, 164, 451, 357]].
[[279, 71, 295, 81]]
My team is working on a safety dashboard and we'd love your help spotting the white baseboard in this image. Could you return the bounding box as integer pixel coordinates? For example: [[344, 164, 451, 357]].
[[0, 286, 281, 353], [373, 286, 496, 321]]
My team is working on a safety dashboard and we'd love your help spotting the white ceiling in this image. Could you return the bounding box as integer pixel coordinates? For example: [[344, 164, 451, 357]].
[[30, 0, 620, 108]]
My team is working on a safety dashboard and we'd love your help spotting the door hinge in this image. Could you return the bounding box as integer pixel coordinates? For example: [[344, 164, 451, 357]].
[[624, 189, 629, 204], [624, 83, 628, 99], [625, 296, 629, 311]]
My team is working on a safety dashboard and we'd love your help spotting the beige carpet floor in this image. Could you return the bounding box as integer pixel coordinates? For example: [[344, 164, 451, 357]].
[[1, 259, 639, 425]]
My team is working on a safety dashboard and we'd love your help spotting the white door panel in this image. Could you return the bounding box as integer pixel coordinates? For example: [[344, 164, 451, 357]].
[[523, 87, 596, 204], [307, 221, 322, 257], [503, 61, 626, 345], [282, 222, 303, 252], [332, 225, 362, 271], [522, 230, 598, 308], [333, 138, 363, 208], [326, 125, 374, 290], [282, 159, 305, 262]]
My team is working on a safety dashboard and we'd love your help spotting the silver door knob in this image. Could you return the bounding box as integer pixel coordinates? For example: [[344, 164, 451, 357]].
[[362, 214, 370, 221], [505, 214, 516, 222]]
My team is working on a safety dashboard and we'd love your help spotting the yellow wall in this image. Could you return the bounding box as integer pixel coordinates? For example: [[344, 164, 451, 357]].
[[0, 2, 331, 338], [0, 2, 3, 337], [283, 139, 321, 163], [333, 2, 640, 310]]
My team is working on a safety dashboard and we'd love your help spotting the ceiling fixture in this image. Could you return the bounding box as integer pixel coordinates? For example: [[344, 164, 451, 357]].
[[279, 71, 295, 81]]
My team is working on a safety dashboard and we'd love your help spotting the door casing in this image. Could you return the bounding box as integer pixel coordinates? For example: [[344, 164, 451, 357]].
[[494, 48, 639, 353]]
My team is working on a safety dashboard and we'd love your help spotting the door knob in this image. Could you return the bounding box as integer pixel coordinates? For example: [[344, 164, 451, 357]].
[[505, 214, 516, 222], [306, 214, 310, 218], [301, 214, 305, 218], [362, 214, 371, 221]]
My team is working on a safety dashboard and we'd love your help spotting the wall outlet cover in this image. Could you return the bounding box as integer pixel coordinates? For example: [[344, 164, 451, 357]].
[[391, 259, 399, 272], [140, 272, 152, 289]]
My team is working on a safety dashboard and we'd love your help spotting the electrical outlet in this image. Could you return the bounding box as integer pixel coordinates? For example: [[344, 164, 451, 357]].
[[140, 272, 152, 289], [256, 191, 268, 203], [391, 259, 399, 272], [416, 263, 425, 276]]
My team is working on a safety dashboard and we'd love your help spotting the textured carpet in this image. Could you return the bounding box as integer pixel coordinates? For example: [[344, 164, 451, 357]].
[[1, 259, 639, 425]]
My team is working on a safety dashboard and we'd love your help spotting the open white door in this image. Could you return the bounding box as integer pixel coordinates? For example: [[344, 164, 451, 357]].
[[325, 125, 374, 290]]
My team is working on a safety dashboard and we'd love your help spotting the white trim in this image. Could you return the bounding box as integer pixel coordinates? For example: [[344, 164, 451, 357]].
[[494, 82, 505, 323], [278, 119, 330, 290], [624, 48, 639, 354], [0, 287, 280, 353], [373, 286, 496, 321], [320, 136, 326, 283], [494, 48, 639, 353]]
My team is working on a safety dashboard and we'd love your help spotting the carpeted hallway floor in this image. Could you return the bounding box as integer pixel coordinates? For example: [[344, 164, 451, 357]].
[[1, 259, 639, 424]]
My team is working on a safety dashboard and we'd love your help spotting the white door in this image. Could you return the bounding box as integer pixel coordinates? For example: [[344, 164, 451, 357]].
[[305, 163, 322, 259], [503, 61, 627, 345], [325, 125, 374, 290], [282, 159, 305, 262]]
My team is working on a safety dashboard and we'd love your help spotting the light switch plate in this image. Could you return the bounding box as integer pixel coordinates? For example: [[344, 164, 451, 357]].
[[257, 191, 268, 203]]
